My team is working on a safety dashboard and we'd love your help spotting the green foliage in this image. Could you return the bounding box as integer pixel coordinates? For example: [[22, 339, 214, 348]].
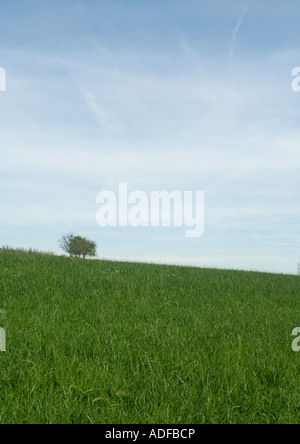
[[0, 249, 300, 424], [59, 234, 97, 258]]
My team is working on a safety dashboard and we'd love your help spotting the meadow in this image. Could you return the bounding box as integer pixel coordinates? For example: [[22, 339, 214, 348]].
[[1, 248, 300, 424]]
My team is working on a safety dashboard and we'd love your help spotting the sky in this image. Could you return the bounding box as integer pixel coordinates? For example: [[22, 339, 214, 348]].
[[1, 0, 300, 274]]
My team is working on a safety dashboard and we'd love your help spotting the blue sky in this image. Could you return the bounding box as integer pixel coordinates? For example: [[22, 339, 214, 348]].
[[1, 0, 300, 274]]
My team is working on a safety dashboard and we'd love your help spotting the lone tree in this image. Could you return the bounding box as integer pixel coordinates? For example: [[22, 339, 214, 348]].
[[60, 234, 97, 259]]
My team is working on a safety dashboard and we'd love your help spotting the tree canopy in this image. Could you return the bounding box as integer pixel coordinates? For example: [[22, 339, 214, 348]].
[[60, 234, 97, 259]]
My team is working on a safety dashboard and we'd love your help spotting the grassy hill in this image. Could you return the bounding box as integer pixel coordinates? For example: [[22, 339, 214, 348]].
[[0, 248, 300, 424]]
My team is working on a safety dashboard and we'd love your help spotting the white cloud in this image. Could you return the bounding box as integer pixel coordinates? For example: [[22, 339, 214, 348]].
[[1, 6, 300, 273], [72, 75, 124, 135], [229, 6, 248, 59]]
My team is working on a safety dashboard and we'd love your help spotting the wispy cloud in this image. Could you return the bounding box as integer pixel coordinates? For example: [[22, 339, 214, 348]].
[[1, 1, 300, 273], [73, 76, 124, 135], [229, 6, 248, 59], [179, 33, 201, 71]]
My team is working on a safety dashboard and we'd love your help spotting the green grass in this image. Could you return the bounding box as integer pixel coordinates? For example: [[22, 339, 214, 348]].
[[1, 248, 300, 424]]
